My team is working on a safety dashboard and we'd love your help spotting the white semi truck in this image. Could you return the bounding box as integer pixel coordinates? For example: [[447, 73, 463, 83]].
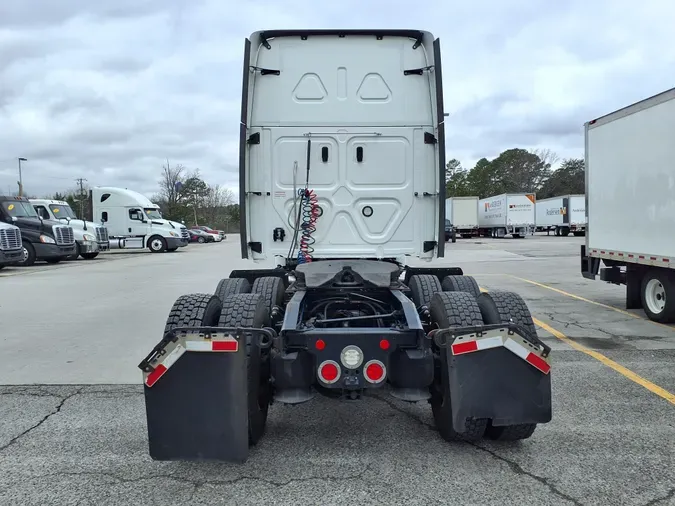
[[90, 187, 189, 252], [535, 195, 586, 237], [478, 193, 536, 238], [445, 196, 479, 238], [31, 199, 110, 260], [581, 87, 675, 322], [139, 29, 552, 463]]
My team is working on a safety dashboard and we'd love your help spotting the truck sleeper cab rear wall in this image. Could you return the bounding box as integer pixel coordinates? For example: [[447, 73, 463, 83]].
[[239, 29, 446, 264]]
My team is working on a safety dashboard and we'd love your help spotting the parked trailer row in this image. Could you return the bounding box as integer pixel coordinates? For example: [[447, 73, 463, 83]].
[[581, 86, 675, 323], [535, 195, 586, 237]]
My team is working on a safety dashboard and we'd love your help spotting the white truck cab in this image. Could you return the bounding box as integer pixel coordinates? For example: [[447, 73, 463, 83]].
[[31, 199, 110, 260], [90, 186, 189, 252], [240, 29, 446, 266]]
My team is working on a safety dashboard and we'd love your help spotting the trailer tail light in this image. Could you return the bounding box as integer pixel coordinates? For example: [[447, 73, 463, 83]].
[[363, 360, 386, 384], [318, 360, 341, 384], [379, 339, 390, 350], [315, 339, 326, 351]]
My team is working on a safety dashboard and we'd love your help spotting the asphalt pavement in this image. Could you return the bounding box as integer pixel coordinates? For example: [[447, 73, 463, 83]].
[[1, 235, 673, 505]]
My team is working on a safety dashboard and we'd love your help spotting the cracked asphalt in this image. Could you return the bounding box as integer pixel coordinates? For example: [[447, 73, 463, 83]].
[[1, 235, 674, 505]]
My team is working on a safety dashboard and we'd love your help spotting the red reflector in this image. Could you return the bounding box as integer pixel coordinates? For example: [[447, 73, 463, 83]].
[[145, 364, 167, 387], [315, 339, 326, 351], [451, 340, 478, 355], [526, 352, 551, 374], [212, 340, 238, 352], [365, 362, 384, 381], [379, 339, 390, 350], [320, 363, 338, 382]]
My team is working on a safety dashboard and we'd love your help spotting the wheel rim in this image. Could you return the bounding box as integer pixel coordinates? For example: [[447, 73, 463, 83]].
[[151, 239, 163, 250], [645, 278, 666, 314], [22, 247, 29, 263]]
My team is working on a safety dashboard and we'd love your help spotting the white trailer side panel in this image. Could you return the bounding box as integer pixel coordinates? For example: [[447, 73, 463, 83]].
[[478, 194, 507, 227], [536, 197, 565, 227], [568, 195, 586, 227], [445, 198, 452, 224], [587, 89, 675, 259], [450, 197, 478, 229]]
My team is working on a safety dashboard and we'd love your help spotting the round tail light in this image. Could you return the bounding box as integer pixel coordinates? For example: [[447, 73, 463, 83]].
[[363, 360, 386, 384], [318, 360, 341, 384]]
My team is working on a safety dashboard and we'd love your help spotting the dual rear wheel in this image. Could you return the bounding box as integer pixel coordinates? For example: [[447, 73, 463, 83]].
[[407, 274, 540, 442]]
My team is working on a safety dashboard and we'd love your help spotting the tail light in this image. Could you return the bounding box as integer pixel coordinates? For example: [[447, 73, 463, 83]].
[[363, 360, 386, 384], [318, 360, 341, 384]]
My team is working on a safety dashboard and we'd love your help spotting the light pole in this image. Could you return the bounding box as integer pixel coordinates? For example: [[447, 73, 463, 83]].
[[17, 157, 27, 197]]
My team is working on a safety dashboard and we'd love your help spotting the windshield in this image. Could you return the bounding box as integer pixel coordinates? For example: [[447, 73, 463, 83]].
[[49, 204, 77, 219], [2, 201, 38, 218], [144, 208, 163, 220]]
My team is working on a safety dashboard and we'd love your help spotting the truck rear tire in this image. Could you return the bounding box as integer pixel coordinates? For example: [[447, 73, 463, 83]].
[[429, 291, 488, 442], [218, 293, 271, 445], [441, 275, 481, 299], [476, 290, 539, 440], [215, 278, 251, 302], [164, 293, 222, 334], [81, 252, 99, 260], [251, 276, 285, 314], [641, 269, 675, 323], [408, 274, 443, 308]]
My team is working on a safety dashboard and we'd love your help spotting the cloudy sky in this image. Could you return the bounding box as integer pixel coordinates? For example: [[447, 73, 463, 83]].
[[0, 0, 673, 199]]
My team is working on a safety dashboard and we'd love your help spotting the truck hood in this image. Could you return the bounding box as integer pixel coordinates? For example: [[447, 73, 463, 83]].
[[14, 217, 65, 232], [55, 218, 101, 231], [147, 219, 185, 230]]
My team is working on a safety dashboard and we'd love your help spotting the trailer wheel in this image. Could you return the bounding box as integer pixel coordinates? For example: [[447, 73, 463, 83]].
[[215, 277, 251, 302], [441, 275, 481, 299], [163, 293, 222, 334], [641, 269, 675, 323], [560, 227, 570, 237], [218, 293, 271, 445], [408, 274, 443, 308], [251, 276, 285, 314], [429, 291, 488, 442], [476, 290, 539, 440]]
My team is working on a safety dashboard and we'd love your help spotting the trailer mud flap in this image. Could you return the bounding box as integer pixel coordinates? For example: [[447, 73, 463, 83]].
[[440, 326, 552, 432], [138, 327, 272, 462]]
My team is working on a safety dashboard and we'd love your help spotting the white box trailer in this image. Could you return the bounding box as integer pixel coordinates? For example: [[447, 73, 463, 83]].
[[478, 193, 535, 238], [535, 195, 586, 236], [581, 87, 675, 322], [446, 197, 479, 238]]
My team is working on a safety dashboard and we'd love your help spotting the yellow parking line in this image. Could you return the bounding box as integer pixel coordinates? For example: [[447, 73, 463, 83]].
[[534, 317, 675, 406], [507, 274, 675, 331]]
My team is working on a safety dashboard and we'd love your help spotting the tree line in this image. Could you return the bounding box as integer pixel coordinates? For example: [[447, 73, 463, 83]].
[[446, 148, 584, 199]]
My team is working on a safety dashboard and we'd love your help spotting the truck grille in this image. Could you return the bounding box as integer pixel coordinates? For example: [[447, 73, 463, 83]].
[[180, 227, 189, 240], [95, 226, 109, 243], [0, 228, 21, 250], [53, 225, 75, 245]]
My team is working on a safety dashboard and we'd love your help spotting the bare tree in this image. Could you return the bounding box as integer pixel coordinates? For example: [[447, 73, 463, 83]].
[[531, 148, 560, 170], [158, 159, 186, 207]]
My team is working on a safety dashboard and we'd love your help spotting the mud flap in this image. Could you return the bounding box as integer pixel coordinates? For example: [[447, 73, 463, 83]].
[[140, 329, 249, 462], [443, 327, 552, 433]]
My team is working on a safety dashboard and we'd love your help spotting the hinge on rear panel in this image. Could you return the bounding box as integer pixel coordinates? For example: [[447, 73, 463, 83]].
[[424, 132, 437, 144], [423, 241, 437, 253], [404, 65, 434, 76], [249, 241, 263, 254], [250, 66, 280, 76], [248, 132, 260, 145]]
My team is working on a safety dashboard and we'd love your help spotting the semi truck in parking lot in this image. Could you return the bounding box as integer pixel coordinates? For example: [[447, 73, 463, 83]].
[[31, 199, 110, 260], [0, 195, 76, 266], [139, 29, 552, 463], [478, 193, 536, 238], [535, 195, 586, 237], [445, 196, 479, 238], [0, 221, 23, 269], [90, 187, 189, 252], [581, 87, 675, 323]]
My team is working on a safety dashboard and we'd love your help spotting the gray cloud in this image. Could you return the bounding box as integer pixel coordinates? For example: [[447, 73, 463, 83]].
[[1, 0, 674, 199]]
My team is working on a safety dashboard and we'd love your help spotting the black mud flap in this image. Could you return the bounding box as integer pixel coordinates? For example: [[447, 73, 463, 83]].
[[139, 327, 263, 462], [441, 326, 552, 432]]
